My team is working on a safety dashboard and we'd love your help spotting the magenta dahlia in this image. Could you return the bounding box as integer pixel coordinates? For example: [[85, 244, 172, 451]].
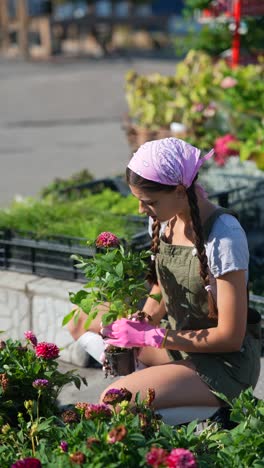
[[11, 458, 42, 468], [214, 134, 239, 166], [60, 440, 68, 452], [35, 342, 59, 360], [146, 446, 168, 467], [95, 232, 120, 248], [24, 331, 38, 347], [166, 448, 197, 468]]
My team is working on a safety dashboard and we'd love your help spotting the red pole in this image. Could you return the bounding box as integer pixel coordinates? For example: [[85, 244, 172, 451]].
[[231, 0, 241, 67]]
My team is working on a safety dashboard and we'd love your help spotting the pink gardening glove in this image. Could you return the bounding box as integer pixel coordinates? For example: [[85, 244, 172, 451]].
[[101, 318, 166, 349]]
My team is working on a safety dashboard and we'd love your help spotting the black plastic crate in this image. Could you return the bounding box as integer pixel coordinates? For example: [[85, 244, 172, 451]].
[[0, 230, 93, 282], [0, 226, 150, 282], [58, 176, 131, 199]]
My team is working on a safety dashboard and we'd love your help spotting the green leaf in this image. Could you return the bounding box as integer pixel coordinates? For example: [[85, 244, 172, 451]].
[[135, 391, 141, 405], [115, 261, 124, 278], [186, 419, 199, 437], [69, 290, 88, 305], [149, 293, 162, 303], [62, 309, 76, 326]]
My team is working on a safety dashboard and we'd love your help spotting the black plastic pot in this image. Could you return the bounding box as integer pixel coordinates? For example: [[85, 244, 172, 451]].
[[104, 348, 135, 377]]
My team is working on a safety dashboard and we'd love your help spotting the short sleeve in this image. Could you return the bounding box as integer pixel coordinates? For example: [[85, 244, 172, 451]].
[[206, 214, 249, 278]]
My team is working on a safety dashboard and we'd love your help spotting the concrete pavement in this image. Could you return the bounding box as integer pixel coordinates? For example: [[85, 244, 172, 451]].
[[0, 56, 176, 206]]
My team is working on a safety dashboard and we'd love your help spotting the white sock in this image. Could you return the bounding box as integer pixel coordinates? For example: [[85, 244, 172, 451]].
[[77, 331, 105, 364]]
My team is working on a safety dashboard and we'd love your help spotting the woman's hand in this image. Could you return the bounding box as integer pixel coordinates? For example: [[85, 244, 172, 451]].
[[101, 318, 166, 349]]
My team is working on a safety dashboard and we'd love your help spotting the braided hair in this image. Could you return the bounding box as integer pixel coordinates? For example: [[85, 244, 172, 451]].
[[186, 176, 218, 320], [126, 168, 218, 319]]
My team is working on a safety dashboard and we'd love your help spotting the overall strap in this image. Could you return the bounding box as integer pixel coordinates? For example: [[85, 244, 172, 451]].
[[202, 207, 239, 242]]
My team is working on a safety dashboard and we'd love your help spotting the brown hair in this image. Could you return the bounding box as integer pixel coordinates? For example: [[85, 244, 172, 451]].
[[126, 167, 218, 320]]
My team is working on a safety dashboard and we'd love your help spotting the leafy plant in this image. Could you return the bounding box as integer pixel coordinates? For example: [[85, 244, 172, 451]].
[[39, 169, 94, 200], [0, 332, 86, 425], [0, 375, 263, 468], [124, 50, 264, 170], [0, 189, 143, 241], [64, 231, 155, 329]]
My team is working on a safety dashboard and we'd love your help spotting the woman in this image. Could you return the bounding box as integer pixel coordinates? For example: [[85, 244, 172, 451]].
[[99, 137, 261, 410]]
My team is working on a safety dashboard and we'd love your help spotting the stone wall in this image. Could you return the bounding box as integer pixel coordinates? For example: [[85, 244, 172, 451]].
[[0, 271, 90, 367]]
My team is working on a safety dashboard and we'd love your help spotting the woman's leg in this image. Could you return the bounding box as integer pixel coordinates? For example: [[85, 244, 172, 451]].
[[99, 359, 221, 409], [67, 304, 109, 363]]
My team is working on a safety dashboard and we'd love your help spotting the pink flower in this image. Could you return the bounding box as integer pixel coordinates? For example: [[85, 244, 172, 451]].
[[214, 134, 239, 166], [193, 103, 204, 112], [35, 342, 60, 360], [203, 103, 216, 118], [76, 402, 112, 420], [146, 447, 168, 467], [24, 331, 38, 347], [220, 76, 238, 89], [95, 232, 120, 248], [166, 448, 197, 468], [60, 440, 68, 452], [11, 458, 42, 468]]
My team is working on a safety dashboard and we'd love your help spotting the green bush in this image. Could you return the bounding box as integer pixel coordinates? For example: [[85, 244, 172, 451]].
[[0, 333, 263, 468], [0, 189, 142, 242]]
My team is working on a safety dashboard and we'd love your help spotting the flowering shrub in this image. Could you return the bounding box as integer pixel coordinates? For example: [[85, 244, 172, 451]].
[[35, 342, 60, 360], [125, 50, 264, 170], [1, 383, 263, 467], [213, 134, 239, 166], [0, 332, 86, 424], [64, 231, 155, 329]]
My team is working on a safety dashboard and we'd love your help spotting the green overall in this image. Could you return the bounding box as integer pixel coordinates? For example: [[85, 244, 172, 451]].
[[156, 208, 261, 402]]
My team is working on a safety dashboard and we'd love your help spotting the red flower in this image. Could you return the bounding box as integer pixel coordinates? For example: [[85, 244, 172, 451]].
[[107, 424, 127, 443], [166, 448, 197, 468], [61, 409, 80, 424], [24, 331, 38, 347], [214, 134, 239, 166], [35, 342, 59, 360], [220, 76, 238, 89], [11, 458, 42, 468], [146, 447, 168, 467], [95, 232, 120, 248], [102, 387, 132, 405], [69, 451, 86, 465], [86, 436, 100, 448]]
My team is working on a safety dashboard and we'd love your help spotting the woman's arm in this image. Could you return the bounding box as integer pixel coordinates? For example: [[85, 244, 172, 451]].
[[165, 270, 248, 353], [143, 283, 167, 325]]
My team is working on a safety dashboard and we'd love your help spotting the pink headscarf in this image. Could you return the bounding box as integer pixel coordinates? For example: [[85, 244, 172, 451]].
[[127, 138, 214, 190]]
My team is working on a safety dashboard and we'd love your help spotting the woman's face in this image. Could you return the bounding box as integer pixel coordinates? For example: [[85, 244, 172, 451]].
[[129, 184, 188, 223]]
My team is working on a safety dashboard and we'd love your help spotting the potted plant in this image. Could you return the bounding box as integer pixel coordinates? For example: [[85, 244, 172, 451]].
[[63, 231, 158, 376]]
